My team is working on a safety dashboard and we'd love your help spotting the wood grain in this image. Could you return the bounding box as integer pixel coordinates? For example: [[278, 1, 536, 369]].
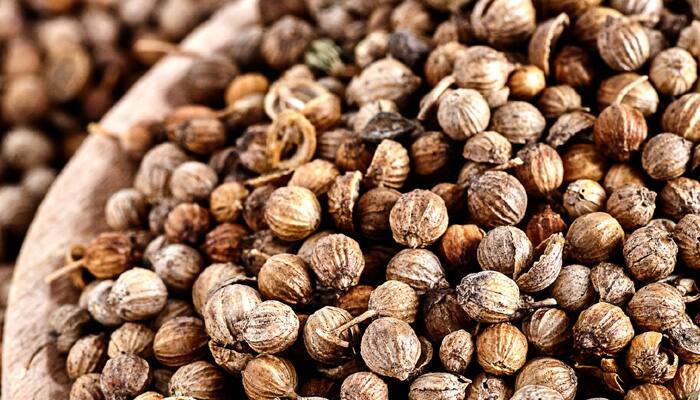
[[1, 1, 258, 398]]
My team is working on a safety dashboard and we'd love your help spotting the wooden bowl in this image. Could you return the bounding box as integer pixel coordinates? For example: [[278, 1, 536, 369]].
[[1, 1, 258, 398]]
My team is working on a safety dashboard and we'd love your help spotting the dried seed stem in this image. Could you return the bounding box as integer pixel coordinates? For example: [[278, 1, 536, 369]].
[[132, 38, 204, 59], [44, 259, 85, 284], [332, 309, 378, 336]]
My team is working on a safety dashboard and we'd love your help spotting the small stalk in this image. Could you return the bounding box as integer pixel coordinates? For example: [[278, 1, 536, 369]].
[[44, 259, 85, 284], [332, 309, 378, 336]]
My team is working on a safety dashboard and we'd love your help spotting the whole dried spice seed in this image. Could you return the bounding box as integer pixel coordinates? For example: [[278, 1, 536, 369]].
[[340, 371, 388, 400], [327, 171, 362, 233], [660, 177, 700, 221], [408, 372, 471, 400], [563, 179, 607, 219], [590, 262, 636, 307], [365, 139, 410, 189], [203, 283, 261, 347], [522, 308, 571, 355], [389, 189, 449, 248], [606, 184, 657, 230], [360, 317, 421, 381], [100, 355, 151, 400], [169, 361, 228, 400], [264, 186, 321, 241], [641, 133, 692, 181], [490, 101, 546, 144], [565, 212, 624, 264], [439, 329, 474, 375], [597, 73, 659, 117], [386, 249, 448, 295], [662, 93, 700, 142], [304, 306, 359, 364], [597, 18, 650, 72], [594, 103, 648, 162], [623, 226, 677, 283], [258, 254, 313, 305], [477, 226, 533, 279], [310, 233, 365, 291], [561, 143, 607, 183], [514, 357, 577, 400], [108, 268, 168, 321], [437, 88, 491, 141], [153, 316, 208, 368], [573, 302, 635, 357], [467, 171, 528, 229], [476, 322, 528, 376], [649, 47, 697, 96], [514, 143, 564, 198], [237, 300, 299, 354], [241, 355, 298, 400], [627, 283, 686, 332], [674, 214, 700, 270], [550, 265, 595, 313]]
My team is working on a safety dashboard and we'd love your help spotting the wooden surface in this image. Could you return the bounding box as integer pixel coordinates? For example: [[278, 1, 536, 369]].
[[2, 1, 258, 398]]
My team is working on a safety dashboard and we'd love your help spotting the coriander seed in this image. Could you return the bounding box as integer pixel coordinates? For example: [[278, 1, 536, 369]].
[[439, 330, 474, 375], [340, 372, 388, 400], [153, 316, 208, 367], [563, 179, 607, 218], [258, 254, 313, 305], [597, 18, 650, 71], [304, 306, 359, 365], [360, 317, 421, 381], [623, 226, 677, 283], [310, 233, 364, 291], [108, 323, 154, 359], [597, 73, 659, 117], [590, 262, 636, 307], [386, 249, 448, 295], [476, 322, 528, 376], [625, 331, 678, 384], [243, 355, 299, 400], [514, 358, 577, 400], [66, 333, 107, 380], [594, 104, 648, 162], [468, 171, 528, 228], [237, 300, 299, 354], [437, 88, 490, 141], [565, 212, 624, 264], [523, 308, 572, 355], [674, 214, 700, 270], [408, 373, 471, 400], [641, 133, 692, 181], [389, 189, 449, 248], [264, 186, 321, 241], [169, 361, 227, 400], [649, 47, 697, 96], [573, 302, 635, 357], [606, 184, 657, 230], [100, 355, 151, 400], [108, 268, 168, 321], [490, 101, 546, 144], [477, 226, 533, 279], [627, 283, 686, 332], [662, 93, 700, 142]]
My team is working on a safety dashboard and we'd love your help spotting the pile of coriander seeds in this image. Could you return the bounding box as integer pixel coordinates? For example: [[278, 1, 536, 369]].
[[0, 0, 225, 264], [49, 0, 700, 399]]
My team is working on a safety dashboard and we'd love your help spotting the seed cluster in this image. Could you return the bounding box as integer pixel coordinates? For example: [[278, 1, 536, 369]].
[[0, 0, 227, 266], [45, 0, 700, 399]]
